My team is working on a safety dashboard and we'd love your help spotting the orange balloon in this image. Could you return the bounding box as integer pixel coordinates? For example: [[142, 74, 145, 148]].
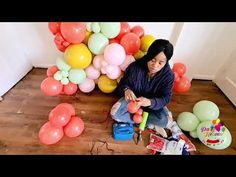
[[131, 25, 145, 38], [172, 63, 186, 77], [56, 103, 76, 116], [63, 82, 78, 95], [60, 22, 86, 44], [133, 114, 143, 124], [47, 65, 59, 77], [64, 116, 84, 138], [39, 121, 64, 145], [49, 106, 72, 127], [40, 77, 63, 96], [128, 101, 140, 113], [48, 22, 61, 35], [120, 32, 140, 55], [173, 76, 191, 93]]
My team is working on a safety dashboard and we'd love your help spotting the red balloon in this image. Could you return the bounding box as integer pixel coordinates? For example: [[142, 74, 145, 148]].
[[56, 103, 76, 116], [173, 76, 191, 93], [54, 32, 70, 52], [115, 22, 130, 41], [173, 72, 180, 83], [172, 63, 186, 77], [63, 82, 78, 95], [131, 26, 145, 38], [48, 22, 61, 35], [49, 106, 72, 127], [133, 114, 143, 124], [120, 32, 140, 55], [136, 108, 143, 116], [39, 121, 64, 145], [128, 101, 140, 114], [64, 116, 84, 138], [47, 65, 59, 77], [109, 38, 119, 44], [60, 22, 86, 44], [41, 77, 63, 96]]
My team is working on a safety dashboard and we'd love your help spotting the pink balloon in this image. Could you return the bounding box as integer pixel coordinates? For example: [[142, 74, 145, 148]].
[[119, 55, 135, 71], [47, 65, 59, 77], [85, 65, 101, 80], [56, 103, 75, 116], [131, 25, 145, 38], [64, 116, 84, 138], [78, 78, 95, 93], [49, 106, 72, 127], [39, 121, 64, 145], [63, 82, 78, 95], [106, 65, 121, 80], [100, 60, 109, 74], [93, 55, 104, 70], [41, 77, 63, 96], [104, 43, 126, 66]]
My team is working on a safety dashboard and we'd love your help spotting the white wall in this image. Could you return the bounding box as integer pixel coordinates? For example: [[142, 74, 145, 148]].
[[0, 23, 33, 96], [173, 23, 236, 80]]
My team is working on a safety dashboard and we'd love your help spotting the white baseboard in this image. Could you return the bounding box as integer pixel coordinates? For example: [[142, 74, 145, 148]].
[[192, 75, 215, 80], [33, 64, 55, 68]]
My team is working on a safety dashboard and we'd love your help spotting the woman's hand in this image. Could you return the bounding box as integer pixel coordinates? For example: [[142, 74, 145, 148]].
[[124, 89, 136, 101], [136, 97, 151, 107]]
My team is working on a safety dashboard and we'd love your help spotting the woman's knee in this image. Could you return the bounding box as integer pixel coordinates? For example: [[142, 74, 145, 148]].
[[110, 97, 128, 121]]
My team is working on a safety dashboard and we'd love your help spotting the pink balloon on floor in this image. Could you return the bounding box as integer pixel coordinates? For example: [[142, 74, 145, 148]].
[[56, 103, 76, 116], [79, 78, 95, 93], [63, 82, 78, 95], [119, 55, 135, 71], [49, 106, 72, 127], [104, 43, 126, 66], [39, 121, 64, 145], [40, 77, 63, 96], [85, 65, 101, 80], [64, 116, 84, 138]]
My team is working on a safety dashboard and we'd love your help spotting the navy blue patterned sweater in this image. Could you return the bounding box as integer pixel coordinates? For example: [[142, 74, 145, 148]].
[[116, 62, 174, 111]]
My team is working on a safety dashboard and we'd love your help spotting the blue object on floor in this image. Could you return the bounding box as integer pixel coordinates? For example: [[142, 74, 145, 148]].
[[113, 123, 134, 140]]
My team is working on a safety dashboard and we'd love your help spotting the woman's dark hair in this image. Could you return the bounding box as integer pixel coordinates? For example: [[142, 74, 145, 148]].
[[137, 39, 174, 66]]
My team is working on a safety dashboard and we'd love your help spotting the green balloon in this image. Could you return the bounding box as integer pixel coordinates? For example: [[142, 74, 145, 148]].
[[61, 77, 69, 85], [56, 57, 71, 71], [177, 112, 200, 131], [88, 33, 109, 55], [100, 22, 121, 39], [193, 100, 220, 121], [53, 71, 62, 81], [189, 130, 198, 138], [91, 22, 100, 33], [61, 70, 69, 78], [197, 121, 232, 150], [68, 69, 86, 84]]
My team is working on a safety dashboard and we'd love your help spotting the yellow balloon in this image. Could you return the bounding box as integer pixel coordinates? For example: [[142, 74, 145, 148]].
[[83, 31, 92, 45], [134, 50, 145, 60], [140, 35, 155, 52], [98, 75, 117, 93], [64, 43, 92, 69]]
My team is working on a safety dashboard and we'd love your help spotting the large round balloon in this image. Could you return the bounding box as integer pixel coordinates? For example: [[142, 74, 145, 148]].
[[64, 116, 84, 138], [100, 22, 121, 39], [173, 76, 191, 93], [68, 69, 86, 84], [41, 77, 63, 96], [49, 106, 72, 127], [88, 33, 109, 55], [140, 35, 155, 52], [177, 112, 200, 131], [193, 100, 220, 121], [106, 65, 122, 80], [131, 25, 145, 38], [63, 82, 78, 95], [98, 75, 117, 93], [60, 22, 86, 44], [104, 43, 126, 66], [39, 121, 64, 145], [56, 103, 76, 116], [64, 44, 92, 69], [197, 120, 232, 150], [120, 32, 140, 55]]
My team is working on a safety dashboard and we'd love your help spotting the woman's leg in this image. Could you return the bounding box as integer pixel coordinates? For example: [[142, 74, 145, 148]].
[[110, 97, 134, 124]]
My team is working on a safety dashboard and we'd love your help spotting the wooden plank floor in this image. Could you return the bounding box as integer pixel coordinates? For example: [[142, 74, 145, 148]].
[[0, 68, 235, 155]]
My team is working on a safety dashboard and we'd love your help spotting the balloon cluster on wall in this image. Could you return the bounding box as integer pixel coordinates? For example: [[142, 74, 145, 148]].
[[176, 100, 232, 150]]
